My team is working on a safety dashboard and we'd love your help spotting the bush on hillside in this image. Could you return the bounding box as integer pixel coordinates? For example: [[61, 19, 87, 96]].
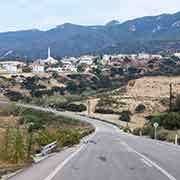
[[132, 124, 154, 138], [135, 104, 146, 113], [65, 103, 87, 112], [119, 111, 132, 122], [172, 95, 180, 112], [95, 107, 115, 114], [4, 90, 24, 102], [147, 112, 180, 130]]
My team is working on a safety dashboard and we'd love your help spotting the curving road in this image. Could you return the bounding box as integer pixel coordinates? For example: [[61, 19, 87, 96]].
[[6, 104, 180, 180]]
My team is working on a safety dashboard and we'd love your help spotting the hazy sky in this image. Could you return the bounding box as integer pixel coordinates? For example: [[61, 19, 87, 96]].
[[1, 0, 180, 32]]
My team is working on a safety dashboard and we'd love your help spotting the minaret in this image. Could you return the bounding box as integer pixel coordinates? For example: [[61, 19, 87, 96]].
[[48, 47, 51, 58]]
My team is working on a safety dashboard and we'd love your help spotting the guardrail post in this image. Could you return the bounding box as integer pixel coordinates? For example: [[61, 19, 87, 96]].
[[175, 134, 178, 145]]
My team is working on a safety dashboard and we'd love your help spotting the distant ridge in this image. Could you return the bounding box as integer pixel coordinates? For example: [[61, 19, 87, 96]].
[[1, 11, 180, 60]]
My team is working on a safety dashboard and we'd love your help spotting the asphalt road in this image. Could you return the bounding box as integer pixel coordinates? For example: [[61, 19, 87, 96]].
[[6, 104, 180, 180]]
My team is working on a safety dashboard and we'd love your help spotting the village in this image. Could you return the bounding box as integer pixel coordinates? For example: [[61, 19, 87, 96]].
[[1, 47, 180, 77]]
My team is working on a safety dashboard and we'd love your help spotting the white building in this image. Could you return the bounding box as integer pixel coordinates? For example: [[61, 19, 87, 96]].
[[0, 61, 25, 74], [129, 54, 138, 60], [79, 55, 94, 65], [61, 57, 78, 64], [47, 66, 77, 73], [103, 55, 111, 61], [137, 53, 151, 60], [32, 64, 44, 73], [174, 53, 180, 58], [151, 54, 162, 59], [3, 64, 17, 74], [39, 48, 58, 65], [0, 61, 26, 67]]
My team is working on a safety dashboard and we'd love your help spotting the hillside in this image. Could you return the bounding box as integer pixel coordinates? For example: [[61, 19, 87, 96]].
[[89, 76, 180, 129], [1, 12, 180, 59]]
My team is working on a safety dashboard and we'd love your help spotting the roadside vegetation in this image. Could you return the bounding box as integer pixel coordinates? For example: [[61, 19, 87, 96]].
[[0, 103, 94, 177], [132, 95, 180, 143], [95, 96, 120, 114]]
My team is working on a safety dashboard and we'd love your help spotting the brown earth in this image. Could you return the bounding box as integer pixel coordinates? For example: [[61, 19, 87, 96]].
[[84, 76, 180, 130]]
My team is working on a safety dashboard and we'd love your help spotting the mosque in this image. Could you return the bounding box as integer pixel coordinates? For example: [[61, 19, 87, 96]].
[[39, 48, 58, 64]]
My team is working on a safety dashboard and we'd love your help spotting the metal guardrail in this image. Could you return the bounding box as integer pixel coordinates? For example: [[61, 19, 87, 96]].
[[34, 141, 57, 159], [41, 141, 57, 156]]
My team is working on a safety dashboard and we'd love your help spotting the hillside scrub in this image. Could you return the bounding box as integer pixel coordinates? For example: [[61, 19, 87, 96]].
[[147, 112, 180, 130], [135, 104, 146, 113], [119, 111, 132, 122], [95, 97, 120, 114], [31, 95, 87, 112]]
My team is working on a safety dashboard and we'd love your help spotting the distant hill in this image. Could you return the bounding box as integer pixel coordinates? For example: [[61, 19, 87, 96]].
[[1, 11, 180, 60]]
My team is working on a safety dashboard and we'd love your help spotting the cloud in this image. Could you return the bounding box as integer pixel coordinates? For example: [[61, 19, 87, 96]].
[[0, 0, 180, 32]]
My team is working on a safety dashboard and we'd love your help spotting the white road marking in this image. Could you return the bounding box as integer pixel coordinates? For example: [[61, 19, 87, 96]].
[[43, 145, 85, 180], [121, 141, 177, 180], [140, 158, 153, 168], [43, 131, 97, 180], [120, 142, 134, 152]]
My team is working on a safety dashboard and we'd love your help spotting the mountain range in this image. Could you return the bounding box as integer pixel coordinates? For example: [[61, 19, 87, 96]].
[[1, 11, 180, 60]]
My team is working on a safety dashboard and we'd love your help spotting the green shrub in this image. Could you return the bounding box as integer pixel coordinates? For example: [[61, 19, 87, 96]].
[[142, 124, 154, 138], [172, 95, 180, 112], [66, 81, 78, 94], [56, 129, 80, 147], [119, 111, 132, 122], [135, 104, 146, 113], [22, 66, 32, 73], [147, 112, 180, 130], [34, 130, 56, 147], [95, 107, 115, 114], [65, 103, 87, 112], [20, 114, 44, 130], [162, 113, 180, 130], [4, 90, 24, 102], [122, 127, 131, 133]]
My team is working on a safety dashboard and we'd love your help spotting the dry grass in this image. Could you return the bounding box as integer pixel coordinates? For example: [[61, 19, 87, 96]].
[[125, 76, 180, 98]]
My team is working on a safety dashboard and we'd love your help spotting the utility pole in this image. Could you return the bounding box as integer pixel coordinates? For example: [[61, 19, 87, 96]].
[[169, 83, 173, 112], [87, 100, 91, 116]]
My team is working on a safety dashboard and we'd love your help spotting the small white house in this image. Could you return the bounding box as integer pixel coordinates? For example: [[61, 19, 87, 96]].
[[174, 53, 180, 58], [79, 56, 94, 65], [3, 64, 17, 74], [151, 54, 162, 59], [47, 63, 77, 73], [0, 61, 26, 74], [32, 64, 44, 73], [138, 53, 151, 60]]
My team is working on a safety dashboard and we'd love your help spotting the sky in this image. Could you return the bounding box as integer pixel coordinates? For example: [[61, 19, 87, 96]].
[[1, 0, 180, 32]]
